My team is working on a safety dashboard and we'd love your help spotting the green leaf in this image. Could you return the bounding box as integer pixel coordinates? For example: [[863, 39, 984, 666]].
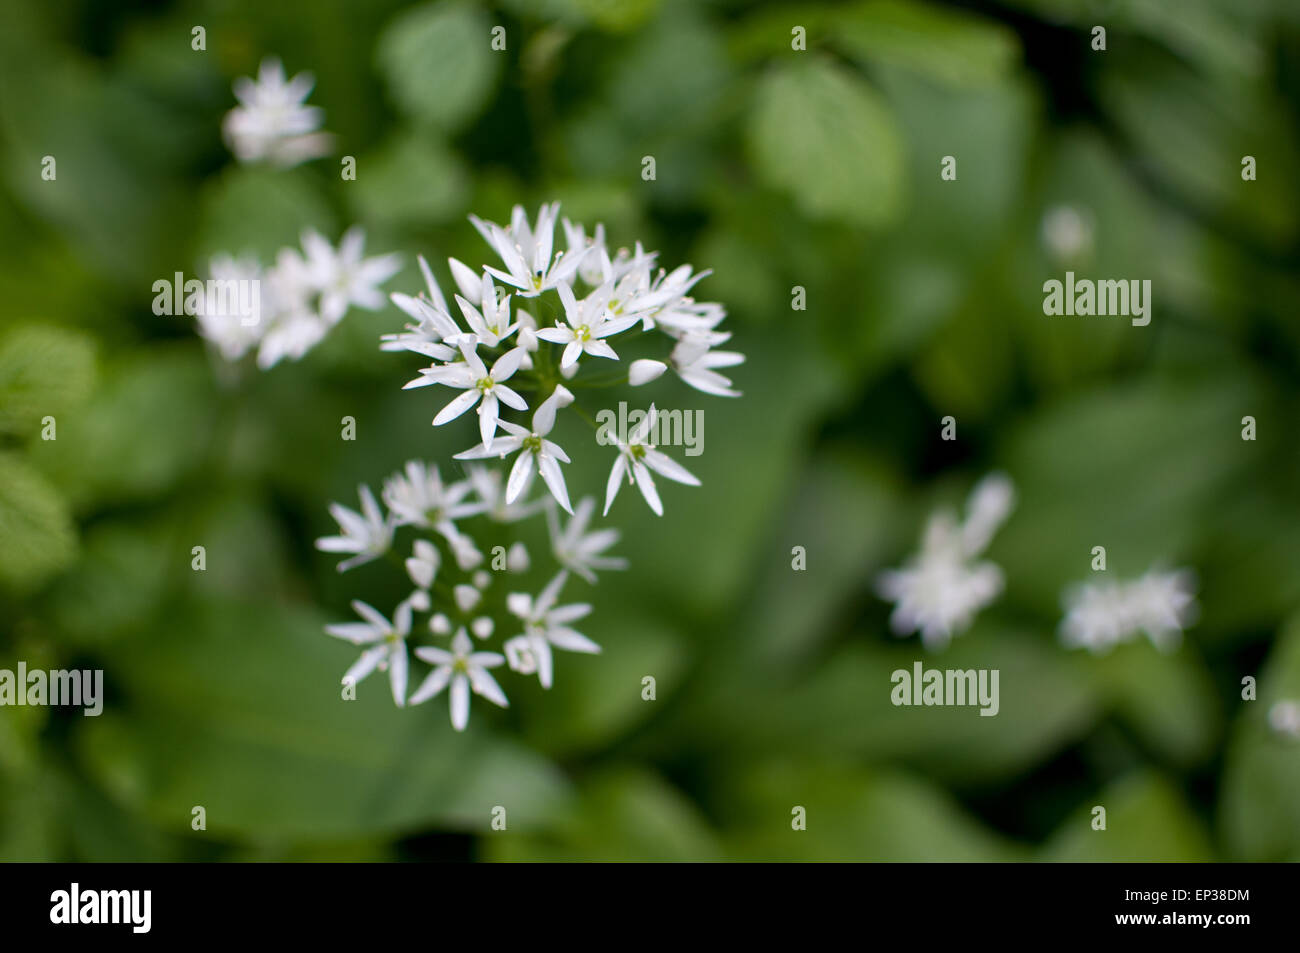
[[1219, 612, 1300, 860], [28, 347, 217, 510], [0, 452, 76, 592], [747, 57, 905, 227], [75, 596, 573, 840], [831, 0, 1021, 87], [483, 766, 723, 861], [376, 1, 502, 133], [718, 761, 1027, 861], [1041, 772, 1215, 861], [0, 324, 96, 439], [347, 134, 469, 227], [196, 166, 336, 264]]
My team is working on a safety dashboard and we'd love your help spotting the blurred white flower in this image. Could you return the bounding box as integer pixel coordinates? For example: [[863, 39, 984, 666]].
[[505, 571, 600, 689], [302, 227, 401, 324], [405, 539, 440, 590], [315, 484, 393, 572], [669, 340, 744, 397], [382, 461, 485, 544], [1060, 567, 1198, 653], [876, 473, 1016, 651], [222, 57, 332, 166], [1269, 700, 1300, 740], [410, 629, 508, 730], [548, 496, 626, 584]]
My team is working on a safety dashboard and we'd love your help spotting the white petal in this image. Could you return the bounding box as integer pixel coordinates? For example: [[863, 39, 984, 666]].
[[450, 673, 470, 730], [433, 388, 481, 426]]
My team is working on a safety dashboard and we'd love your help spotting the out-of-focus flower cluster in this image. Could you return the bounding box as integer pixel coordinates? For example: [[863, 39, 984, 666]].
[[196, 228, 400, 369], [222, 57, 333, 167], [1059, 567, 1198, 653]]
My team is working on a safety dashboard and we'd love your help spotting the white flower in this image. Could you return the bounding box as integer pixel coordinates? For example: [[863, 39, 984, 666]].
[[257, 311, 327, 370], [382, 461, 485, 544], [410, 629, 508, 730], [875, 473, 1016, 651], [302, 227, 401, 324], [453, 271, 519, 348], [384, 255, 465, 359], [195, 255, 265, 361], [504, 635, 538, 675], [603, 404, 701, 517], [325, 599, 412, 706], [464, 464, 545, 523], [455, 385, 575, 514], [405, 539, 440, 590], [404, 339, 527, 449], [562, 218, 608, 285], [315, 484, 393, 572], [470, 203, 589, 297], [506, 541, 530, 572], [471, 616, 495, 640], [1060, 567, 1197, 654], [548, 497, 627, 584], [669, 341, 744, 397], [1269, 700, 1300, 740], [628, 359, 667, 386], [222, 57, 332, 166], [535, 281, 639, 369], [454, 583, 481, 613], [505, 571, 600, 688]]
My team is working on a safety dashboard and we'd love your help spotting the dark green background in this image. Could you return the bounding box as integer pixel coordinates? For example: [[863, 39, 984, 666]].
[[1, 0, 1299, 861]]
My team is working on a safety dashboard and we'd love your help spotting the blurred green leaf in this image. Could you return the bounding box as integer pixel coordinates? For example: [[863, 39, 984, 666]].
[[747, 57, 905, 228], [0, 452, 76, 592], [831, 0, 1021, 88], [1219, 611, 1300, 860], [1041, 772, 1215, 861], [76, 596, 573, 840], [0, 323, 96, 438], [376, 0, 502, 134], [347, 133, 469, 227]]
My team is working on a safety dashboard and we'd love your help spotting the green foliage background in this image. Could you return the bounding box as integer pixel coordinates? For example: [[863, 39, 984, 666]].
[[1, 0, 1299, 861]]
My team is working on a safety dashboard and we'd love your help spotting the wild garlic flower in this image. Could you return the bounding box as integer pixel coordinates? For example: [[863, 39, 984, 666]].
[[1059, 567, 1198, 653], [876, 473, 1016, 651], [1269, 700, 1300, 740], [325, 598, 413, 707], [603, 404, 701, 517], [222, 57, 333, 166], [312, 203, 737, 729], [195, 228, 398, 369]]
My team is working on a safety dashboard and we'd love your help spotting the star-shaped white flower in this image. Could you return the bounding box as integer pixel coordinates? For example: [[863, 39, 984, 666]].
[[382, 461, 485, 545], [222, 57, 333, 167], [384, 255, 467, 360], [455, 385, 575, 513], [315, 484, 393, 572], [464, 463, 547, 523], [325, 599, 413, 706], [453, 271, 519, 348], [875, 473, 1015, 651], [670, 340, 744, 397], [547, 496, 627, 583], [302, 227, 402, 324], [535, 281, 639, 369], [505, 571, 600, 689], [470, 203, 589, 297], [403, 339, 528, 449], [603, 404, 701, 517], [410, 629, 508, 730]]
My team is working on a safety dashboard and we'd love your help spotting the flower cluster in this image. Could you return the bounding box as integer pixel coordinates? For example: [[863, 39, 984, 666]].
[[197, 228, 400, 369], [316, 467, 621, 731], [1059, 567, 1198, 653], [385, 202, 741, 517], [317, 204, 740, 729], [222, 57, 333, 166], [876, 473, 1016, 651]]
